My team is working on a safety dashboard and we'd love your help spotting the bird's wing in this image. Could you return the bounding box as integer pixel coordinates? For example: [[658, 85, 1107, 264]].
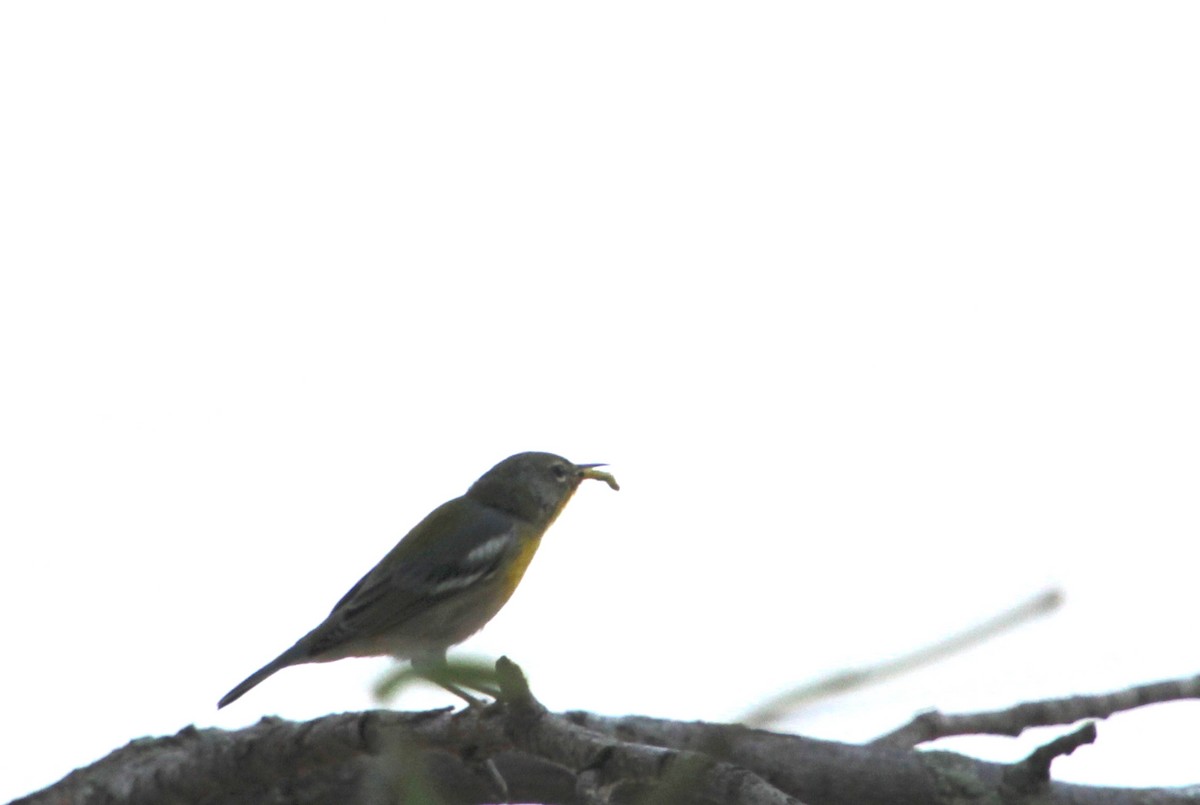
[[300, 497, 520, 658]]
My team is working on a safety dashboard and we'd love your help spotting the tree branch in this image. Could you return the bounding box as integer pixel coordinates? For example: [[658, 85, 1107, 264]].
[[567, 712, 1198, 805], [873, 672, 1200, 748], [18, 659, 1200, 805], [742, 588, 1063, 726], [495, 656, 802, 804], [1001, 722, 1097, 796]]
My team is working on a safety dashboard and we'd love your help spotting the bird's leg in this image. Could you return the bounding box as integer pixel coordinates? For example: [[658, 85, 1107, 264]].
[[456, 674, 501, 699], [412, 652, 499, 706], [436, 679, 487, 707]]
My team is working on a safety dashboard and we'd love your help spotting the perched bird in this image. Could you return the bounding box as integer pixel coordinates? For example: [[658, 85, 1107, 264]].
[[218, 451, 618, 709]]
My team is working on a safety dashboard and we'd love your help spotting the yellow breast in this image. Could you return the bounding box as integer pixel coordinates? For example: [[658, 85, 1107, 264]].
[[502, 531, 545, 597]]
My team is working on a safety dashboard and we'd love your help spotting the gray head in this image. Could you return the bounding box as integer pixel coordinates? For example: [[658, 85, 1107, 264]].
[[466, 451, 619, 524]]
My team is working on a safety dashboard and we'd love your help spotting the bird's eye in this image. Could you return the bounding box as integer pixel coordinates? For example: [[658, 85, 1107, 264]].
[[552, 464, 570, 482]]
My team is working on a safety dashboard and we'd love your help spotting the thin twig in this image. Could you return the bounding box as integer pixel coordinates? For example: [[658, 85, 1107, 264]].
[[1002, 722, 1098, 794], [874, 673, 1200, 748], [742, 587, 1064, 727]]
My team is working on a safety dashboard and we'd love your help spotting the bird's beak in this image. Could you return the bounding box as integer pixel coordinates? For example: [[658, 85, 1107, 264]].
[[578, 463, 620, 491]]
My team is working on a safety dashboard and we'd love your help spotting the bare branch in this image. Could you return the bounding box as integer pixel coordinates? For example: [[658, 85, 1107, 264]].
[[13, 710, 571, 805], [1002, 722, 1098, 795], [873, 673, 1200, 748], [496, 656, 803, 805], [20, 659, 1200, 805], [569, 712, 1199, 805], [742, 587, 1063, 726]]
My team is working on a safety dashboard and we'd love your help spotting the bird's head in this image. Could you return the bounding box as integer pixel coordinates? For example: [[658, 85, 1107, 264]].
[[467, 451, 619, 525]]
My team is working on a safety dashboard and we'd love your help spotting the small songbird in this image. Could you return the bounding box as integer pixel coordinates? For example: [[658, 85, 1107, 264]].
[[218, 451, 619, 709]]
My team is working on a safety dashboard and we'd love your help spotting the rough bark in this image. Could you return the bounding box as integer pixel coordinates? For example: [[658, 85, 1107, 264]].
[[16, 659, 1200, 805]]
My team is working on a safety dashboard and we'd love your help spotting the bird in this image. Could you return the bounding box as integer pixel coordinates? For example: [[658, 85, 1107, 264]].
[[217, 451, 619, 709]]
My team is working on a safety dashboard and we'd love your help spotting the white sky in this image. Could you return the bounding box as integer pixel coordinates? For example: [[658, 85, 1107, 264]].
[[3, 3, 1199, 801]]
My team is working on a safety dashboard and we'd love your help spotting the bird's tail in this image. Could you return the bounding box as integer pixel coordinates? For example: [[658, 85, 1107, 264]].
[[218, 655, 291, 709]]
